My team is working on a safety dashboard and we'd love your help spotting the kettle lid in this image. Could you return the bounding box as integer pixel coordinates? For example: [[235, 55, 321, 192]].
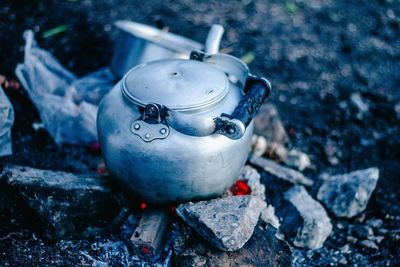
[[122, 59, 229, 112]]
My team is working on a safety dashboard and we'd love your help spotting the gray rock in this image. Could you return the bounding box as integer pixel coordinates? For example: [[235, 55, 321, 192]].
[[253, 104, 289, 145], [250, 155, 314, 186], [283, 186, 332, 249], [365, 218, 383, 229], [173, 222, 292, 267], [260, 204, 280, 229], [284, 149, 312, 171], [358, 239, 379, 251], [176, 195, 266, 251], [251, 134, 289, 162], [0, 85, 14, 157], [317, 168, 379, 218], [239, 165, 265, 201], [348, 224, 374, 239], [251, 134, 268, 157], [0, 165, 129, 238]]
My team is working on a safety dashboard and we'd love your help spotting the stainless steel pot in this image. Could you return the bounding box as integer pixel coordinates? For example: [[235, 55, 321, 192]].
[[110, 20, 224, 77], [98, 51, 271, 203]]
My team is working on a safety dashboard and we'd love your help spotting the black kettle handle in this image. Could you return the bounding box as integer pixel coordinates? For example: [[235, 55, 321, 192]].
[[214, 75, 271, 139]]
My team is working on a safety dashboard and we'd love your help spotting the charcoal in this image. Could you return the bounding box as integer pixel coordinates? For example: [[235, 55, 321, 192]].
[[176, 196, 266, 251], [317, 168, 379, 218], [0, 165, 129, 239]]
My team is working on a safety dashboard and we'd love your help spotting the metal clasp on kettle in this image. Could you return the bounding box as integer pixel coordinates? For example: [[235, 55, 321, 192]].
[[131, 103, 170, 142]]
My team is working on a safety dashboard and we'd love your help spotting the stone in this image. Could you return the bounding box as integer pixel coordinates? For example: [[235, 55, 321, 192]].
[[176, 196, 266, 251], [282, 186, 332, 249], [358, 239, 379, 251], [348, 224, 374, 239], [350, 93, 369, 118], [251, 134, 289, 161], [260, 204, 280, 229], [251, 134, 268, 157], [365, 218, 384, 229], [173, 222, 292, 266], [395, 102, 400, 119], [239, 165, 265, 200], [317, 168, 379, 218], [284, 149, 312, 171], [250, 155, 314, 186], [253, 104, 289, 145], [0, 85, 14, 157], [0, 165, 129, 239]]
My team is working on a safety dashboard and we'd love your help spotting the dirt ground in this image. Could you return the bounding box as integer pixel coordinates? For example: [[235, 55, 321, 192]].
[[0, 0, 399, 266]]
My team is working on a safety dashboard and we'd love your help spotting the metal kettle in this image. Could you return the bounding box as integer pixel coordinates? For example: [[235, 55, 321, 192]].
[[97, 29, 271, 203]]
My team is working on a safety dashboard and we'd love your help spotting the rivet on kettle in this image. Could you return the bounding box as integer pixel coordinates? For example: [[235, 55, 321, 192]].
[[133, 123, 140, 130], [160, 128, 167, 135], [145, 133, 151, 139]]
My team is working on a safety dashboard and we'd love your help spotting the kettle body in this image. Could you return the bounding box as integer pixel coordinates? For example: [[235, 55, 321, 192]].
[[97, 55, 270, 203]]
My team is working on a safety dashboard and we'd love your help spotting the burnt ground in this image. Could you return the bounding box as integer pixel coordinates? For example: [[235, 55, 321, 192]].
[[0, 0, 399, 266]]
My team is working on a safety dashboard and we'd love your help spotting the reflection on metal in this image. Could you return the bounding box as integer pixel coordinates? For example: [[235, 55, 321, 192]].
[[205, 24, 224, 54], [131, 120, 170, 142], [111, 21, 225, 77], [98, 23, 272, 203]]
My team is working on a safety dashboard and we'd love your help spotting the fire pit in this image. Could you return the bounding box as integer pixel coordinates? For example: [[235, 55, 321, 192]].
[[1, 1, 399, 266]]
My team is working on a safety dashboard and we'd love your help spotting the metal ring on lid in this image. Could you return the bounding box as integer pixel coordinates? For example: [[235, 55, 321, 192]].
[[121, 59, 229, 112]]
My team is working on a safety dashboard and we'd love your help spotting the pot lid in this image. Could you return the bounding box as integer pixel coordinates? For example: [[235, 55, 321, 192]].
[[115, 20, 203, 53], [122, 59, 229, 111]]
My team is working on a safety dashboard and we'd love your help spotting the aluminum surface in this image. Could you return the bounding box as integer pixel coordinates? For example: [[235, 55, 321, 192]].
[[98, 79, 252, 203], [110, 20, 204, 77], [122, 59, 229, 111], [98, 56, 269, 203]]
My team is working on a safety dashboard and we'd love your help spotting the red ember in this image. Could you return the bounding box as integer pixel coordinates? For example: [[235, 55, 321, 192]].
[[230, 179, 251, 195], [142, 245, 149, 254], [90, 142, 101, 154], [140, 202, 147, 211]]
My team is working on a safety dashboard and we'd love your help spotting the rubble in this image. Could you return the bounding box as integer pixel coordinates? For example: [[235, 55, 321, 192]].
[[350, 92, 369, 118], [282, 186, 332, 249], [173, 222, 292, 266], [253, 104, 289, 145], [239, 165, 265, 200], [251, 134, 289, 161], [260, 204, 280, 229], [0, 165, 129, 239], [176, 196, 266, 251], [317, 168, 379, 218], [251, 134, 268, 157], [358, 239, 379, 251], [284, 149, 312, 171], [250, 155, 314, 186], [348, 224, 374, 239], [0, 85, 14, 156]]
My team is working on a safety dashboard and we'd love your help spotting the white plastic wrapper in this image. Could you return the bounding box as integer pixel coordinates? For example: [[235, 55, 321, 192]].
[[15, 30, 116, 145], [0, 85, 14, 156]]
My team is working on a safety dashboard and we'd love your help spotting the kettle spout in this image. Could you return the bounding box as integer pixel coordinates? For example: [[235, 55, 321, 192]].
[[204, 24, 224, 55]]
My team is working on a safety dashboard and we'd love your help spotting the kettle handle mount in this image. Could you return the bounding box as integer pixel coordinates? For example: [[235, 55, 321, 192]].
[[140, 73, 271, 140]]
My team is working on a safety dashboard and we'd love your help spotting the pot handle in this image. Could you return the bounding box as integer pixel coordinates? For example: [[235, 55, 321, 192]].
[[165, 75, 271, 140], [214, 75, 271, 139]]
